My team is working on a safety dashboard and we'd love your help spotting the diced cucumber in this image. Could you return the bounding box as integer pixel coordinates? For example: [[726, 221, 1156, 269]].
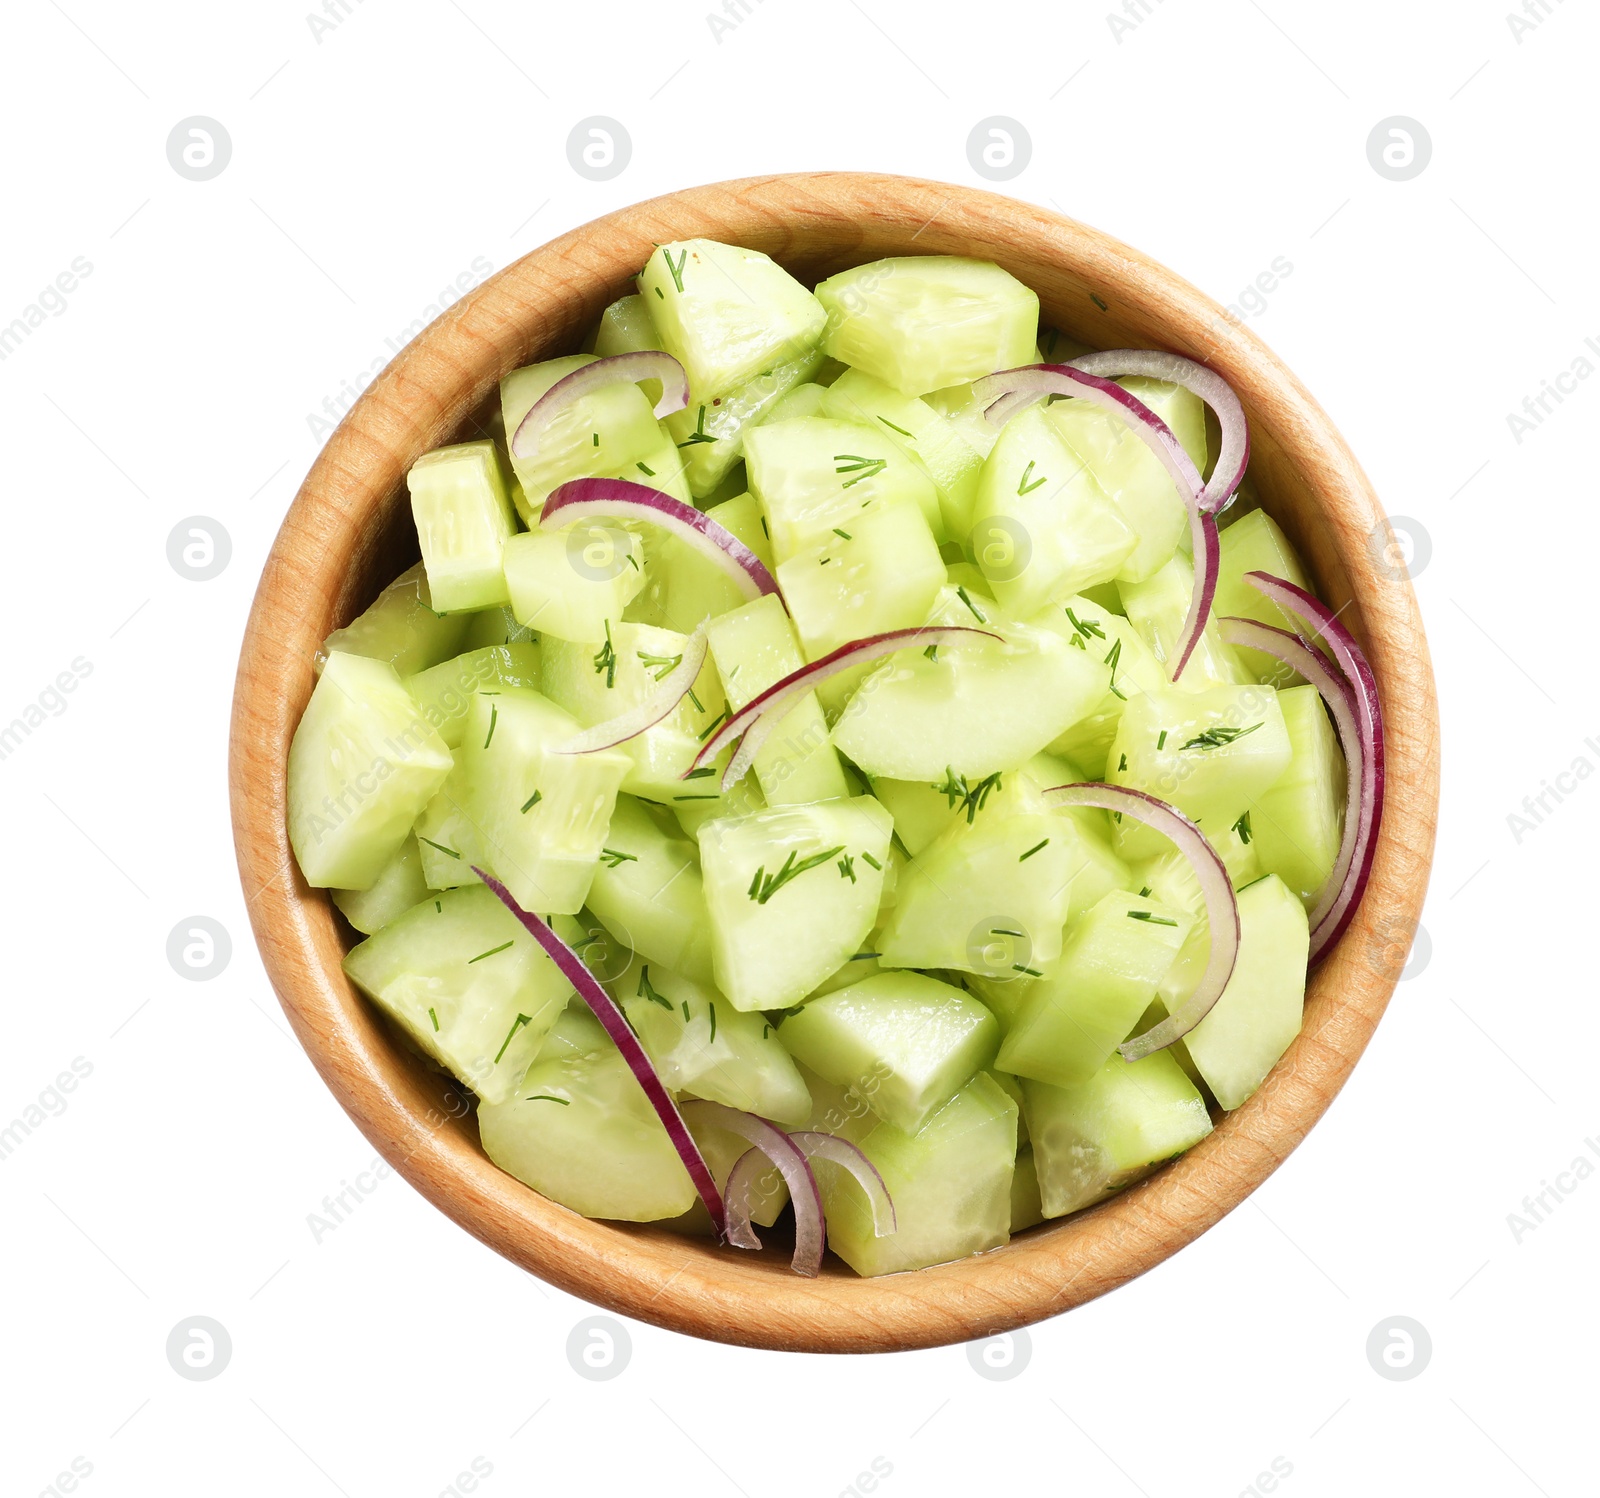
[[808, 947, 886, 998], [288, 651, 454, 889], [1118, 554, 1252, 689], [478, 1045, 696, 1220], [814, 257, 1039, 396], [534, 996, 611, 1062], [972, 406, 1137, 613], [502, 523, 644, 644], [404, 643, 541, 748], [745, 416, 945, 553], [1043, 377, 1207, 583], [1011, 1146, 1045, 1232], [779, 971, 999, 1133], [1136, 833, 1260, 1023], [816, 1071, 1018, 1275], [1215, 509, 1313, 682], [1025, 1050, 1211, 1218], [988, 1068, 1030, 1144], [594, 292, 667, 392], [776, 500, 945, 664], [1243, 684, 1343, 904], [540, 621, 731, 801], [706, 595, 848, 805], [406, 440, 519, 613], [996, 889, 1191, 1087], [1106, 682, 1292, 861], [697, 797, 893, 1011], [500, 355, 663, 519], [924, 380, 1000, 460], [460, 603, 537, 651], [692, 1113, 788, 1228], [331, 834, 429, 935], [763, 382, 830, 423], [611, 954, 811, 1125], [415, 687, 629, 914], [623, 522, 751, 636], [867, 776, 958, 858], [821, 368, 985, 540], [584, 794, 716, 986], [1181, 874, 1308, 1109], [704, 491, 776, 573], [638, 240, 825, 399], [830, 587, 1107, 780], [343, 883, 575, 1103], [320, 562, 471, 677]]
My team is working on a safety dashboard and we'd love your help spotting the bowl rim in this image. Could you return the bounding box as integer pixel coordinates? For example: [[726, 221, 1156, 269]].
[[229, 171, 1439, 1353]]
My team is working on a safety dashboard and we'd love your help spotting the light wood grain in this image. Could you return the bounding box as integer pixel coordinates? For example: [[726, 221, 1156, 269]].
[[229, 173, 1439, 1353]]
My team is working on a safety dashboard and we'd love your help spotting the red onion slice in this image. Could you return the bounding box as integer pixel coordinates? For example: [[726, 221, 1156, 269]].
[[1043, 784, 1240, 1058], [471, 868, 726, 1237], [681, 1101, 824, 1276], [789, 1130, 896, 1237], [1068, 350, 1250, 514], [973, 364, 1213, 682], [690, 626, 1001, 791], [556, 624, 708, 755], [721, 1148, 777, 1251], [541, 477, 780, 604], [1241, 572, 1386, 965], [511, 352, 690, 458]]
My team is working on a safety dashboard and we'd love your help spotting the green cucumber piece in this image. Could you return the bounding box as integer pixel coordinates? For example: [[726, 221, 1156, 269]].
[[692, 1113, 788, 1227], [478, 1044, 696, 1220], [706, 595, 849, 805], [1010, 1145, 1045, 1232], [502, 523, 644, 644], [1243, 684, 1343, 904], [1181, 874, 1308, 1109], [584, 794, 715, 986], [972, 406, 1137, 614], [780, 971, 999, 1133], [331, 834, 429, 935], [533, 996, 611, 1062], [460, 604, 537, 650], [638, 240, 825, 399], [814, 257, 1038, 396], [925, 380, 1000, 460], [762, 382, 830, 423], [1025, 1050, 1211, 1218], [704, 492, 776, 573], [698, 796, 893, 1011], [288, 651, 454, 889], [343, 883, 574, 1103], [1118, 554, 1252, 689], [988, 1068, 1029, 1144], [407, 440, 519, 613], [996, 889, 1191, 1087], [1043, 377, 1207, 583], [404, 643, 541, 749], [867, 775, 958, 858], [1215, 509, 1314, 682], [320, 562, 471, 678]]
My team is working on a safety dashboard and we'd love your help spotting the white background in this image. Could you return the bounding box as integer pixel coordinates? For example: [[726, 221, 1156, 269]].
[[0, 0, 1592, 1493]]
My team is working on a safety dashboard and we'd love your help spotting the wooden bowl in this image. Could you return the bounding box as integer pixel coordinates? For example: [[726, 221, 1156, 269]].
[[229, 173, 1438, 1353]]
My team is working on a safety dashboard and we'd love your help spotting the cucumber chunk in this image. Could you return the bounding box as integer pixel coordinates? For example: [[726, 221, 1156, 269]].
[[638, 240, 826, 399], [971, 406, 1137, 614], [814, 257, 1039, 396], [1181, 874, 1309, 1109], [404, 642, 541, 749], [534, 996, 611, 1062], [830, 587, 1107, 780], [320, 562, 471, 678], [745, 416, 945, 553], [406, 440, 519, 613], [288, 651, 454, 889], [331, 834, 429, 935], [1215, 509, 1313, 682], [343, 883, 575, 1103], [763, 382, 830, 423], [780, 971, 999, 1133], [611, 954, 811, 1125], [460, 603, 537, 651], [697, 797, 893, 1011], [704, 491, 776, 572], [925, 380, 1001, 460], [706, 595, 849, 805], [814, 1070, 1018, 1275], [996, 889, 1191, 1088], [1244, 684, 1344, 904], [502, 523, 644, 644], [1119, 554, 1252, 690], [1010, 1146, 1045, 1232], [584, 795, 716, 986], [1025, 1050, 1211, 1218], [478, 1045, 696, 1220], [1043, 377, 1208, 584]]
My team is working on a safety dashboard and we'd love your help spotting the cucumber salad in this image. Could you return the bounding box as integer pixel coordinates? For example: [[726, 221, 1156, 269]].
[[286, 241, 1384, 1278]]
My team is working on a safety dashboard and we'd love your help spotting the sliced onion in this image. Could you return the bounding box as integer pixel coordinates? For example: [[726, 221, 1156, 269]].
[[789, 1131, 896, 1237], [541, 476, 780, 604], [471, 869, 726, 1237], [690, 626, 1000, 791], [973, 364, 1213, 682], [1241, 572, 1386, 965], [511, 352, 689, 457], [680, 1101, 824, 1276], [1068, 350, 1250, 514], [557, 624, 708, 755], [1042, 783, 1240, 1059], [720, 1148, 783, 1251]]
